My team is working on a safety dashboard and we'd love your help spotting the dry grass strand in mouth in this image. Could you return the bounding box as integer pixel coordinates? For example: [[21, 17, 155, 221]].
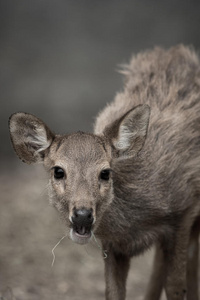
[[51, 234, 68, 267], [51, 232, 107, 266]]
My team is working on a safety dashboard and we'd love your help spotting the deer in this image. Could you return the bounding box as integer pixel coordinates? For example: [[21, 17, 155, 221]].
[[9, 45, 200, 300]]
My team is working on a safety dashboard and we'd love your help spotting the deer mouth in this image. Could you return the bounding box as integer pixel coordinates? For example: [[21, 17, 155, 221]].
[[70, 226, 92, 245]]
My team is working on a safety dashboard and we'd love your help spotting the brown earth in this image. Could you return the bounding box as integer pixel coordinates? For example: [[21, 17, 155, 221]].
[[0, 162, 176, 300]]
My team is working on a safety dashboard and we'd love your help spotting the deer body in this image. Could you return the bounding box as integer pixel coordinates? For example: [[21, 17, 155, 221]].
[[9, 45, 200, 300]]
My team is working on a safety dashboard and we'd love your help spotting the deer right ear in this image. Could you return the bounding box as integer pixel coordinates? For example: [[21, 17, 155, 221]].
[[9, 112, 55, 164], [104, 105, 150, 158]]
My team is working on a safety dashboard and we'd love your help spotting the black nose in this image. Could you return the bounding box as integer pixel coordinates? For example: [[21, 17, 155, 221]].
[[72, 208, 94, 228]]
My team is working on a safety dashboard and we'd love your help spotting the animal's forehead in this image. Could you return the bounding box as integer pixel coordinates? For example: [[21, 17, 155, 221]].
[[52, 132, 108, 164]]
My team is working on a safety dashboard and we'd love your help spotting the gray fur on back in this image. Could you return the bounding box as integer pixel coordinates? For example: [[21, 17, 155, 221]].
[[94, 45, 200, 255]]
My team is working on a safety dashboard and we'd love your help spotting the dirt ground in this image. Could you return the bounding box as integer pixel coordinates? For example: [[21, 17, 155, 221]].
[[0, 162, 177, 300]]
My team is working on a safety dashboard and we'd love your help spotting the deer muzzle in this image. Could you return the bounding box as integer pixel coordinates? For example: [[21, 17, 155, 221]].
[[70, 208, 94, 245]]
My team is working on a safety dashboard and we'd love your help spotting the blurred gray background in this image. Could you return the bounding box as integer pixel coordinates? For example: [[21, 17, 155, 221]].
[[1, 0, 200, 161], [1, 1, 200, 300]]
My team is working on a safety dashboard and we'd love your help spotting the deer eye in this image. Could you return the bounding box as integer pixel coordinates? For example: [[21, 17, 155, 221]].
[[100, 169, 111, 181], [54, 167, 65, 179]]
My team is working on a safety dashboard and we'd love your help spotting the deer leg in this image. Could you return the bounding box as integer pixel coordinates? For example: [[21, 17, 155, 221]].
[[143, 244, 165, 300], [187, 217, 200, 300], [164, 241, 187, 300], [163, 212, 197, 300], [104, 246, 130, 300]]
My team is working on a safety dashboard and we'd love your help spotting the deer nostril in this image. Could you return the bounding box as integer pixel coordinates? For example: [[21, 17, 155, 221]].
[[87, 211, 93, 220], [74, 210, 79, 218]]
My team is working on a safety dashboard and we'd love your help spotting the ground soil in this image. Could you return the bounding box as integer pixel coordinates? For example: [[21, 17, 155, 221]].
[[0, 162, 180, 300]]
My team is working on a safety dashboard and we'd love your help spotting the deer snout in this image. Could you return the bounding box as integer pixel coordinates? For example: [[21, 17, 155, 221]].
[[71, 208, 94, 236]]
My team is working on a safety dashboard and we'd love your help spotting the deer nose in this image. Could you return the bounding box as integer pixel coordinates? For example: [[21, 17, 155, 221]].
[[72, 208, 94, 227]]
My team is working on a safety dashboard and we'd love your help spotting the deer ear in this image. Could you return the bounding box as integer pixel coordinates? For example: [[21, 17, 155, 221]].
[[104, 105, 150, 158], [9, 112, 55, 164]]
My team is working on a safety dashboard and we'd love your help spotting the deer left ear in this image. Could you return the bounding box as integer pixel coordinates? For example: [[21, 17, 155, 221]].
[[104, 105, 150, 158]]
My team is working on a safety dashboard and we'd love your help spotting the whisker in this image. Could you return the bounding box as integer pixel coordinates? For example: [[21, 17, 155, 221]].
[[91, 231, 107, 259]]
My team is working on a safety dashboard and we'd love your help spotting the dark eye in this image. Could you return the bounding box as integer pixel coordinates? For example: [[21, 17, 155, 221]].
[[100, 169, 111, 181], [54, 167, 65, 179]]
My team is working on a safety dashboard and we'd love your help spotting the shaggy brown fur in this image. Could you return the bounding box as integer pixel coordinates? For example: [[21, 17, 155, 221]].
[[9, 45, 200, 300]]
